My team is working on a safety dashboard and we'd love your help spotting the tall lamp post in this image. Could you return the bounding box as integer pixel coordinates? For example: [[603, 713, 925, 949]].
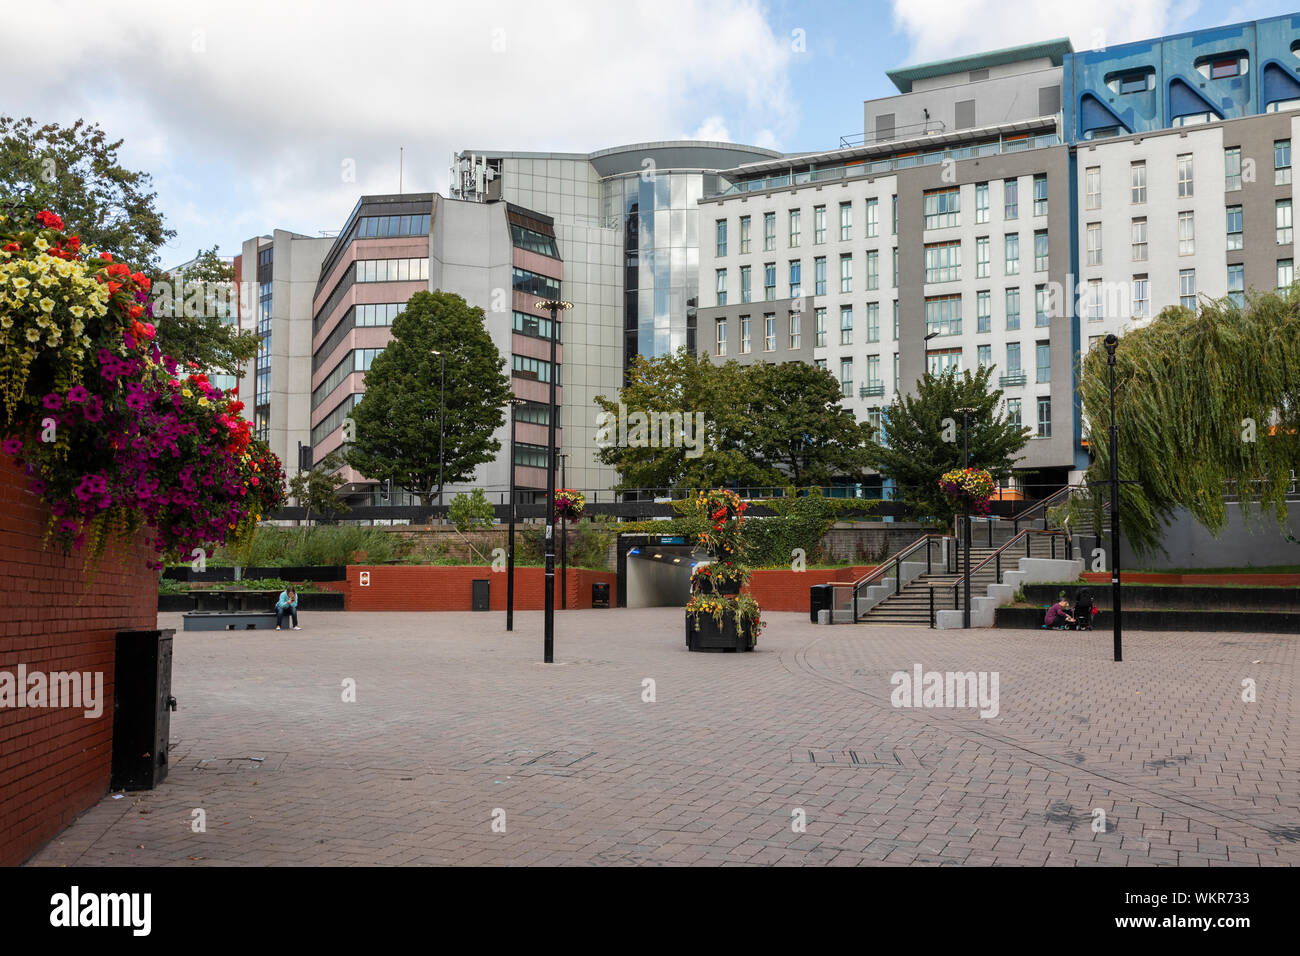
[[558, 453, 568, 611], [505, 396, 524, 632], [430, 349, 446, 524], [955, 405, 978, 628], [1104, 333, 1122, 662], [536, 298, 572, 663]]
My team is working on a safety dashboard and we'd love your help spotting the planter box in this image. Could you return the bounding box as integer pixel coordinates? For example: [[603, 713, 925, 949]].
[[694, 579, 742, 596], [686, 611, 755, 652]]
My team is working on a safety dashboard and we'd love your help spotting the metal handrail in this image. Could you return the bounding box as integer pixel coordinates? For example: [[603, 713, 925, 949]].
[[970, 527, 1074, 588], [1011, 483, 1080, 535], [828, 532, 952, 622]]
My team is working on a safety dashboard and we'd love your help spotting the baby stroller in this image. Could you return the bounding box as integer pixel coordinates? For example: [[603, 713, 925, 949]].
[[1072, 588, 1097, 631]]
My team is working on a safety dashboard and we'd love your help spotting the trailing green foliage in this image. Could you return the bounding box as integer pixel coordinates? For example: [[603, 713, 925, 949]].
[[1071, 290, 1300, 557], [518, 522, 613, 570], [208, 525, 407, 567]]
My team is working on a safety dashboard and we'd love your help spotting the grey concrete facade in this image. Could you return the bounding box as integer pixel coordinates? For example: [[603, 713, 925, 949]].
[[698, 295, 814, 367]]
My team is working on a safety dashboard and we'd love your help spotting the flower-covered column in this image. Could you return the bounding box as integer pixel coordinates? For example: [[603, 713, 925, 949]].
[[684, 489, 763, 651]]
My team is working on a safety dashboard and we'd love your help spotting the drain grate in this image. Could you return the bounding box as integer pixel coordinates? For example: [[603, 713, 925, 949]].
[[792, 748, 924, 770]]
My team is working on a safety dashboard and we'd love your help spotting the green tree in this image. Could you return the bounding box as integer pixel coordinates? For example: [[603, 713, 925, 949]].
[[865, 365, 1029, 522], [0, 116, 174, 271], [155, 246, 260, 380], [745, 361, 873, 486], [345, 290, 511, 504], [448, 488, 497, 533], [1071, 290, 1300, 558], [287, 451, 352, 527], [594, 348, 780, 490]]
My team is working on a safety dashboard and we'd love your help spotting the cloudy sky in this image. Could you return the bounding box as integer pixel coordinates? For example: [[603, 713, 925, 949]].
[[3, 0, 1293, 265]]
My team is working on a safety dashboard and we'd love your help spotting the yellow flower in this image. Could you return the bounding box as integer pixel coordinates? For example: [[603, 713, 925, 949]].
[[69, 305, 85, 318], [182, 388, 192, 397], [33, 238, 49, 251], [198, 397, 209, 406], [10, 277, 30, 290], [38, 297, 55, 313]]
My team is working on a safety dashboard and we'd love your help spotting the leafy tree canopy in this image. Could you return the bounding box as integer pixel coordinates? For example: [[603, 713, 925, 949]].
[[156, 245, 259, 380]]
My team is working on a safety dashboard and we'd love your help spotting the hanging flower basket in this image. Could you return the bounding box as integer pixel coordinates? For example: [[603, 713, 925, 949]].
[[553, 488, 585, 519], [938, 467, 996, 515]]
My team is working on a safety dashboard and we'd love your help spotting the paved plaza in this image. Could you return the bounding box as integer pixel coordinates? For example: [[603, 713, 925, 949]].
[[27, 609, 1299, 866]]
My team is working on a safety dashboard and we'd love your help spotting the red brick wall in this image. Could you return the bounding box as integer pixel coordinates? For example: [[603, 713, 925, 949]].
[[0, 457, 157, 866], [343, 565, 615, 611], [744, 566, 878, 612]]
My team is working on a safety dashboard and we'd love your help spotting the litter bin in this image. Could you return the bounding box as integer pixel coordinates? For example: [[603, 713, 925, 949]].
[[471, 579, 490, 611], [111, 629, 176, 791], [592, 581, 610, 608], [809, 584, 833, 624]]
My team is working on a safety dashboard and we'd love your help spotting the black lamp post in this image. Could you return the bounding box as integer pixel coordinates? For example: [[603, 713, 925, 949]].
[[431, 349, 446, 523], [1104, 333, 1122, 662], [536, 297, 572, 663], [955, 405, 978, 628], [506, 396, 524, 632], [559, 453, 568, 611]]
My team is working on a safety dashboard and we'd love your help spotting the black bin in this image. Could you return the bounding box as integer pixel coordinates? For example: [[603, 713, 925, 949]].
[[810, 584, 833, 624], [111, 629, 176, 791], [471, 578, 490, 611], [592, 581, 610, 608]]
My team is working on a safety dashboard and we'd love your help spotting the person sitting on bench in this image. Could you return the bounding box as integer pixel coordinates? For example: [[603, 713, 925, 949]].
[[276, 587, 300, 630], [1043, 598, 1075, 629]]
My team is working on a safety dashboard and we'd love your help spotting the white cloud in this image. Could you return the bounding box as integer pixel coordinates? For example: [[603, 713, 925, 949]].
[[889, 0, 1200, 63], [1, 0, 797, 262], [691, 115, 733, 141]]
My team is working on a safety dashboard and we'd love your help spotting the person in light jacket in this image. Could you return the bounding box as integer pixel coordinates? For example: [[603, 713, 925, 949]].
[[275, 587, 300, 630]]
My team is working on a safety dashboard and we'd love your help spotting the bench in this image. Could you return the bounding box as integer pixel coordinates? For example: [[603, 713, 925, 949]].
[[182, 611, 279, 631]]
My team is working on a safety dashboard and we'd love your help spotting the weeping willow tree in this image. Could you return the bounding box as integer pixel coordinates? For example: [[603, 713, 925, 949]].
[[1071, 287, 1300, 558]]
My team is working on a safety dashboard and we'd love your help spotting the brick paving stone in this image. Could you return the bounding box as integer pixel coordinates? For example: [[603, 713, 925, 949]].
[[20, 609, 1300, 867]]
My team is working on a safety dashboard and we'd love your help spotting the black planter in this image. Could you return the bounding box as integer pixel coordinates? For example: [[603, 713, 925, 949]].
[[686, 611, 755, 652], [694, 578, 741, 596]]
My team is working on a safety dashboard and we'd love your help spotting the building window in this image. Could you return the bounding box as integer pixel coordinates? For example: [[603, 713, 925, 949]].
[[891, 194, 899, 235], [1087, 279, 1103, 322], [715, 219, 727, 257], [815, 358, 827, 370], [1034, 230, 1049, 272], [1179, 269, 1196, 309], [814, 205, 826, 244], [1178, 211, 1195, 255], [1132, 275, 1149, 318], [977, 344, 992, 368], [866, 302, 880, 342], [866, 354, 881, 387], [1007, 398, 1022, 429], [1279, 258, 1295, 291], [1227, 264, 1245, 307], [1004, 178, 1019, 219], [977, 290, 991, 333], [924, 187, 960, 229], [893, 351, 899, 392], [892, 300, 899, 340], [976, 236, 990, 278], [789, 209, 801, 247], [1277, 199, 1293, 244], [1177, 153, 1194, 198], [715, 269, 727, 306], [891, 247, 899, 288], [840, 305, 853, 345], [715, 318, 727, 356], [840, 358, 853, 398], [866, 197, 879, 237], [814, 257, 827, 296], [839, 201, 853, 241], [975, 182, 990, 224], [740, 265, 752, 303], [362, 213, 432, 240], [1277, 140, 1293, 185], [927, 347, 962, 376], [1085, 167, 1101, 210], [1131, 217, 1148, 261], [1035, 284, 1051, 327], [1006, 342, 1022, 374], [357, 302, 407, 327], [924, 241, 961, 283], [1226, 206, 1243, 251], [741, 315, 752, 353], [789, 309, 802, 349], [925, 294, 962, 337], [840, 254, 853, 293], [1036, 341, 1050, 384], [866, 250, 879, 290], [764, 313, 776, 351], [1225, 147, 1242, 191], [1005, 233, 1020, 275], [1032, 174, 1048, 216], [359, 257, 430, 283], [1036, 396, 1052, 438], [763, 212, 776, 251], [814, 307, 827, 347], [1086, 222, 1102, 266], [764, 262, 776, 300], [789, 260, 802, 298], [512, 354, 558, 384], [1005, 287, 1021, 330], [739, 215, 751, 253], [1131, 161, 1147, 204]]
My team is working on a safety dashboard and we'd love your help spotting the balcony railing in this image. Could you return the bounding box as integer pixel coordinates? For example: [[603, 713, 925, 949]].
[[999, 372, 1027, 387], [859, 383, 886, 398]]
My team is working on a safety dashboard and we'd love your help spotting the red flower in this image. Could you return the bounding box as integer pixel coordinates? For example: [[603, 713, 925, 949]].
[[67, 236, 81, 251], [107, 281, 122, 295], [36, 210, 64, 231], [99, 251, 113, 261], [129, 306, 144, 319], [2, 242, 19, 252]]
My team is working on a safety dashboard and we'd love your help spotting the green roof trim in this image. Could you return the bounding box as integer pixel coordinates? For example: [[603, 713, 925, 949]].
[[886, 38, 1074, 93]]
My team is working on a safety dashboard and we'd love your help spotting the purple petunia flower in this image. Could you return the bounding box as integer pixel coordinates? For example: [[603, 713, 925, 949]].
[[67, 385, 88, 403], [42, 393, 63, 411], [83, 397, 103, 423]]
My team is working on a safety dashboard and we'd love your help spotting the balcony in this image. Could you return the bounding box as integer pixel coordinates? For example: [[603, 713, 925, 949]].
[[999, 372, 1027, 387], [859, 383, 886, 398]]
